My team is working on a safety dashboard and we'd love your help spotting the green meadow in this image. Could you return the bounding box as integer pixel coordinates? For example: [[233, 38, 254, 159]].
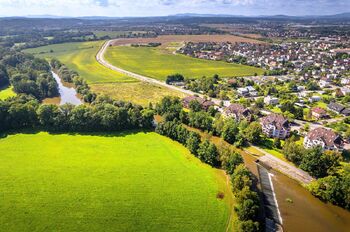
[[105, 46, 264, 81], [23, 42, 186, 105], [0, 132, 234, 232], [23, 41, 135, 84]]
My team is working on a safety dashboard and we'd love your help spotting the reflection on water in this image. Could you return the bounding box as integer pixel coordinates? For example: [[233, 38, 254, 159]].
[[52, 71, 82, 105]]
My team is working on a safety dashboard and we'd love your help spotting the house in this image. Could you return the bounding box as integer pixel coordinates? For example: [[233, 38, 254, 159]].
[[264, 96, 279, 106], [237, 86, 257, 97], [327, 102, 345, 114], [341, 87, 350, 96], [319, 80, 330, 88], [182, 96, 215, 111], [237, 87, 249, 96], [341, 78, 350, 86], [309, 96, 321, 103], [304, 128, 343, 151], [260, 114, 290, 139], [297, 86, 306, 92], [311, 107, 328, 119], [223, 104, 252, 122]]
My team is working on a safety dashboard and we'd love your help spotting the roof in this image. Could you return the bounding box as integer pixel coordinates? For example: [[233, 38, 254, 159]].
[[182, 96, 214, 109], [261, 114, 290, 130], [312, 107, 327, 114], [327, 102, 345, 112], [306, 128, 343, 148], [224, 104, 251, 119]]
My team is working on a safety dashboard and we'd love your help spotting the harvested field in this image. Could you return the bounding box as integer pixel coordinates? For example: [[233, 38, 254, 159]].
[[110, 34, 265, 47]]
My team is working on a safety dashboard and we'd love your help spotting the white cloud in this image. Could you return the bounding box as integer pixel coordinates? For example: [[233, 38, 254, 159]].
[[0, 0, 347, 17]]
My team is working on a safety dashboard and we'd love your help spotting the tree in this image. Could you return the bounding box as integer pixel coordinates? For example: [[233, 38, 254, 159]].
[[300, 146, 334, 178], [235, 199, 259, 221], [224, 152, 244, 175], [189, 100, 202, 112], [282, 139, 304, 165], [186, 132, 201, 156], [222, 118, 239, 144], [244, 122, 262, 145], [273, 138, 282, 149], [197, 140, 219, 167], [238, 220, 259, 232], [231, 164, 252, 192]]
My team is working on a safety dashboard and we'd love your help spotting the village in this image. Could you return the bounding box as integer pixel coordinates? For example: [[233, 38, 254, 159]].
[[174, 35, 350, 157]]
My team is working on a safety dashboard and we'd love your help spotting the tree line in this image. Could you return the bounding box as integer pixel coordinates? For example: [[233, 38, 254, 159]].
[[0, 49, 58, 99], [50, 59, 97, 103], [155, 96, 261, 232], [0, 94, 154, 133], [156, 96, 265, 148], [282, 138, 349, 210]]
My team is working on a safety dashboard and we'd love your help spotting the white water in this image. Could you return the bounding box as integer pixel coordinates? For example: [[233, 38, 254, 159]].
[[51, 71, 82, 106]]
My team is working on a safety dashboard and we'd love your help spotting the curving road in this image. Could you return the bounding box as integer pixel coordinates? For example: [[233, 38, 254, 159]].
[[96, 40, 222, 105]]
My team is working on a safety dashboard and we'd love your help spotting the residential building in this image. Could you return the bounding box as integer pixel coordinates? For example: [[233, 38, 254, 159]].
[[223, 104, 252, 122], [264, 96, 279, 106], [260, 114, 290, 139], [182, 96, 215, 111], [304, 128, 343, 151], [311, 107, 328, 119]]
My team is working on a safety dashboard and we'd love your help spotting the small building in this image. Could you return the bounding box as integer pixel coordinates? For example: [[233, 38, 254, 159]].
[[319, 80, 330, 88], [304, 128, 343, 151], [260, 114, 290, 139], [311, 107, 328, 119], [327, 102, 345, 114], [309, 96, 321, 103], [237, 86, 258, 97], [223, 104, 252, 122], [264, 96, 279, 106]]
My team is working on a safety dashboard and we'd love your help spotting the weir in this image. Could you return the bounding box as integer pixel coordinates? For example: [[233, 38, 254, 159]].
[[257, 163, 283, 232]]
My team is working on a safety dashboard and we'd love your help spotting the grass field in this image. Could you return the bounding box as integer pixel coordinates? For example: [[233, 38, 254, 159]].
[[93, 31, 149, 39], [91, 82, 188, 106], [0, 86, 16, 100], [23, 41, 135, 84], [0, 131, 234, 232], [105, 46, 264, 81], [23, 41, 186, 105]]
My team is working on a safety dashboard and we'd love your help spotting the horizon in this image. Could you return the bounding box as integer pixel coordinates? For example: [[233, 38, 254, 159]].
[[0, 0, 349, 18]]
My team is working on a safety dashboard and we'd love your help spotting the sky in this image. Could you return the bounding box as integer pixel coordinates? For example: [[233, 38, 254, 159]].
[[0, 0, 348, 17]]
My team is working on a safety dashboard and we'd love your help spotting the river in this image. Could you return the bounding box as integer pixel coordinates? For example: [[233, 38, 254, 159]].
[[51, 71, 82, 105], [241, 152, 350, 232]]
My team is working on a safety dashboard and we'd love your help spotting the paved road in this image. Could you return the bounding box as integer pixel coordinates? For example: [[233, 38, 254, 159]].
[[96, 40, 223, 105]]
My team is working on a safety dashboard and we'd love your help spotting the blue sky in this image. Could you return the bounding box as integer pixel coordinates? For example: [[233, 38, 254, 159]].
[[0, 0, 348, 17]]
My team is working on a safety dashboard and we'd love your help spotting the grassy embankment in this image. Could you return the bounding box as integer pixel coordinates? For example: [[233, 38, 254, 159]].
[[23, 42, 187, 106], [0, 131, 235, 232], [105, 46, 264, 81]]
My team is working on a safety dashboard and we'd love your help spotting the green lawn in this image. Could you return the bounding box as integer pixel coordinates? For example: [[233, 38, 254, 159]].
[[105, 46, 264, 81], [0, 131, 233, 232], [0, 86, 16, 100], [23, 41, 136, 84]]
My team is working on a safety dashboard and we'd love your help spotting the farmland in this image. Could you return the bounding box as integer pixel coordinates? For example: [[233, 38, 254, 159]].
[[91, 82, 187, 106], [23, 41, 186, 106], [110, 34, 265, 47], [0, 132, 234, 232], [23, 41, 134, 84], [105, 46, 264, 81]]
